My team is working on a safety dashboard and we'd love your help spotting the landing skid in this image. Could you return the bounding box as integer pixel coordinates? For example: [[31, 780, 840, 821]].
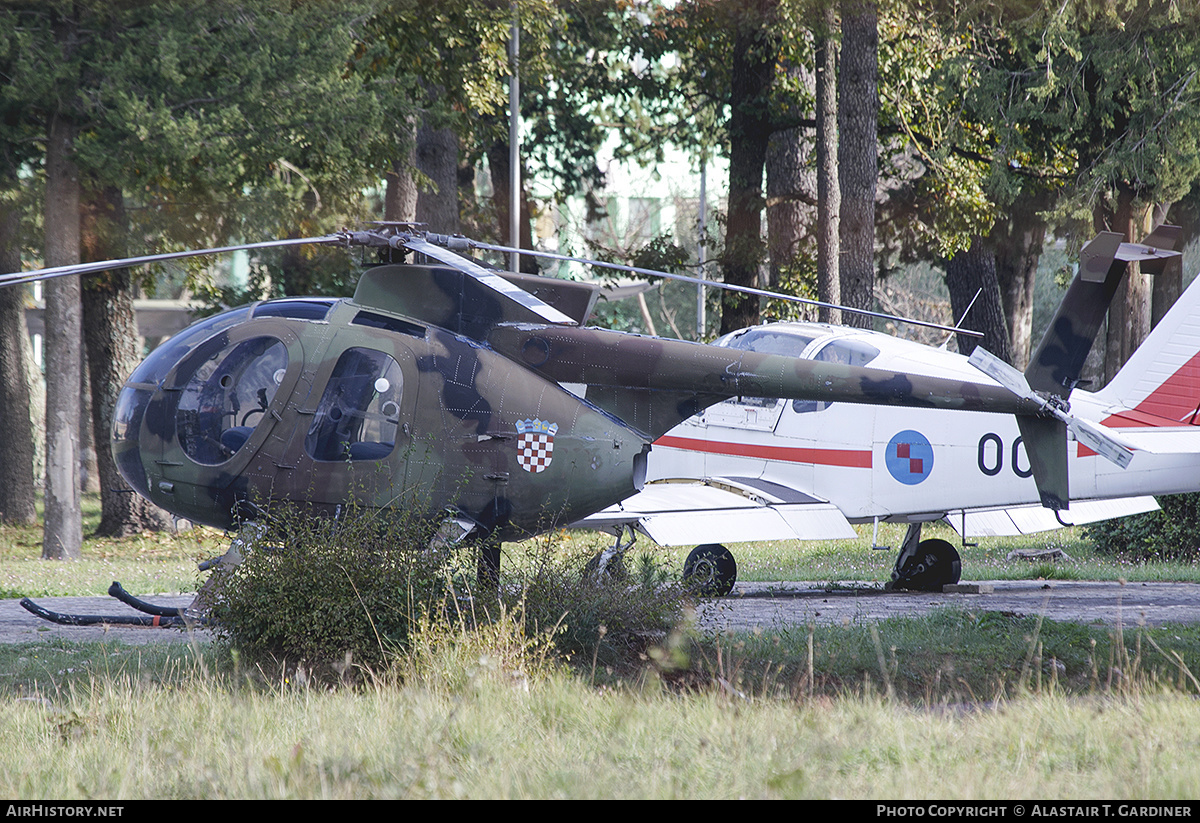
[[20, 581, 210, 628]]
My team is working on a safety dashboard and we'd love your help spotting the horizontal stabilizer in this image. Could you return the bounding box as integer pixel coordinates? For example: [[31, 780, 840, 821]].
[[1118, 224, 1182, 275], [947, 496, 1160, 537], [1107, 427, 1200, 455]]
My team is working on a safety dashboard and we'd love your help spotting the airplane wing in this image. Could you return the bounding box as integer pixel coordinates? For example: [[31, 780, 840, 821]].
[[946, 496, 1160, 537], [573, 477, 857, 546]]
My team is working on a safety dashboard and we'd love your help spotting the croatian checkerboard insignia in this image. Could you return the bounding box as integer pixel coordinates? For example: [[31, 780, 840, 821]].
[[516, 418, 558, 473]]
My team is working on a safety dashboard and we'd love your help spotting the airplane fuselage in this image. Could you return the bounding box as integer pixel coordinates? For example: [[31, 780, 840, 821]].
[[646, 322, 1200, 532]]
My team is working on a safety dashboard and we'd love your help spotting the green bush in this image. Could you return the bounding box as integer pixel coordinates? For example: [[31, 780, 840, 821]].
[[1084, 493, 1200, 562], [206, 502, 689, 679], [500, 541, 687, 672], [208, 500, 469, 672]]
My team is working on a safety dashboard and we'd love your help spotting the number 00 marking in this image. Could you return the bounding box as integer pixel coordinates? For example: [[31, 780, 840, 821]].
[[978, 433, 1002, 476], [978, 433, 1033, 478]]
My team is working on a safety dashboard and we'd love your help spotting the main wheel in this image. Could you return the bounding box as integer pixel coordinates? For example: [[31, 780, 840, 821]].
[[683, 543, 737, 597], [891, 538, 961, 591]]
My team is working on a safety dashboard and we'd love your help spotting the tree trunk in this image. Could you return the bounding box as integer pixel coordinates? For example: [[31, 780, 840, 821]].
[[42, 112, 83, 560], [1099, 185, 1149, 386], [814, 9, 840, 324], [81, 185, 170, 537], [766, 122, 814, 293], [80, 353, 98, 493], [1151, 202, 1182, 330], [384, 119, 418, 223], [945, 236, 1012, 363], [720, 8, 777, 335], [992, 195, 1047, 370], [415, 124, 459, 234], [765, 61, 815, 311], [837, 0, 878, 329], [0, 178, 36, 525]]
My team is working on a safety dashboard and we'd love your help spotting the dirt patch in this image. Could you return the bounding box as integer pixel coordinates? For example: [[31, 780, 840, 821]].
[[695, 580, 1200, 633], [5, 579, 1200, 644]]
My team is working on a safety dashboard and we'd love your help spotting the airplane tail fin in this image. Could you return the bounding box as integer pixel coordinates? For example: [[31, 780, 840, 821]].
[[983, 225, 1183, 509], [1092, 256, 1200, 423]]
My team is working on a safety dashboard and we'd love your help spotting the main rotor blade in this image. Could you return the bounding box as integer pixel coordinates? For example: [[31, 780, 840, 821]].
[[450, 237, 984, 339], [0, 235, 343, 288], [401, 237, 576, 325]]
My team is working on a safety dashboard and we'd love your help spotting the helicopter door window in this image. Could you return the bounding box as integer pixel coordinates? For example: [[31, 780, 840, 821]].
[[306, 348, 403, 462], [176, 336, 289, 465]]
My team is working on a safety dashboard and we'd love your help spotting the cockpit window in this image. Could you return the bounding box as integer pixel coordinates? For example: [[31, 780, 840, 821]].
[[252, 299, 336, 321], [306, 348, 404, 462], [720, 327, 820, 358], [176, 336, 288, 465], [126, 306, 251, 387], [813, 338, 880, 367]]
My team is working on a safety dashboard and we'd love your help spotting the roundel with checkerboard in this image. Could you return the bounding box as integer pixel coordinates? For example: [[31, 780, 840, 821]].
[[885, 429, 934, 485]]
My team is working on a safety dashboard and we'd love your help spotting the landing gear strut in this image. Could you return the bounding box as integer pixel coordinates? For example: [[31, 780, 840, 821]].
[[585, 525, 635, 582], [477, 536, 502, 587], [887, 523, 961, 591]]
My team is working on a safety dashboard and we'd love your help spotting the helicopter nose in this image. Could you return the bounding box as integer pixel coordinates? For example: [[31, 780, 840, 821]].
[[112, 386, 153, 500]]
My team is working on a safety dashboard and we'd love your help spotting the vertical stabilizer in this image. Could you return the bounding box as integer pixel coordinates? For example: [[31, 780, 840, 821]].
[[1094, 256, 1200, 423]]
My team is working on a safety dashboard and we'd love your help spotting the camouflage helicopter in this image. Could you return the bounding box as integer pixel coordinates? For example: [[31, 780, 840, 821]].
[[2, 225, 1141, 625]]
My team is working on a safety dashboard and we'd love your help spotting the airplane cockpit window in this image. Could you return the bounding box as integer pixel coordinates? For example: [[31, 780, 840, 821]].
[[176, 336, 289, 465], [791, 340, 879, 414], [306, 348, 403, 462], [719, 327, 820, 358], [812, 338, 880, 367]]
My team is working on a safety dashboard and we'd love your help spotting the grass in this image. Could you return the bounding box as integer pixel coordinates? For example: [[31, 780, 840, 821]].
[[0, 494, 223, 598], [657, 521, 1200, 585], [4, 495, 1197, 599], [1, 625, 1200, 798], [6, 495, 1200, 797]]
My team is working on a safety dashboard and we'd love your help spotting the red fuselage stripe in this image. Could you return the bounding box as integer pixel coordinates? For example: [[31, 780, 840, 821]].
[[654, 434, 873, 468]]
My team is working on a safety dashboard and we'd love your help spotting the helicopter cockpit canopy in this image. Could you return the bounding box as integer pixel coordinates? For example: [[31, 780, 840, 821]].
[[111, 300, 335, 500], [176, 335, 288, 465]]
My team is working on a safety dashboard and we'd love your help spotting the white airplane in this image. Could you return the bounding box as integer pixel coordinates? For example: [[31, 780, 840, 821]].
[[579, 228, 1195, 593]]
